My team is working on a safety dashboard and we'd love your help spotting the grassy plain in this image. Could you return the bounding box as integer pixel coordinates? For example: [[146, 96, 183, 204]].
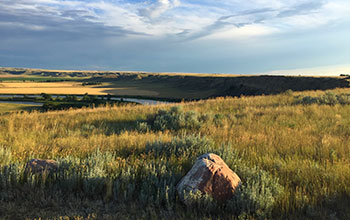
[[0, 82, 160, 97], [0, 74, 84, 82], [1, 89, 350, 219], [0, 103, 39, 113], [0, 82, 117, 95], [1, 67, 349, 100]]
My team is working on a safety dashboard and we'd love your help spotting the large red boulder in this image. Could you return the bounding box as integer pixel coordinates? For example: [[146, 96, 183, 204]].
[[177, 153, 241, 203]]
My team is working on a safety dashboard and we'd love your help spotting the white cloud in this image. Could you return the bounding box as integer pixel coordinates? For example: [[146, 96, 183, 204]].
[[0, 21, 46, 31], [138, 0, 180, 19], [1, 0, 349, 39], [204, 24, 280, 40], [263, 65, 350, 76]]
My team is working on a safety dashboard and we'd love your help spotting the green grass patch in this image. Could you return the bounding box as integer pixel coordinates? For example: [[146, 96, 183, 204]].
[[0, 103, 39, 113], [0, 89, 350, 219]]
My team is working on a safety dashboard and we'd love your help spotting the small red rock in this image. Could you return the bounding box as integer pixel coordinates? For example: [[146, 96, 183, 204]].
[[25, 159, 58, 174]]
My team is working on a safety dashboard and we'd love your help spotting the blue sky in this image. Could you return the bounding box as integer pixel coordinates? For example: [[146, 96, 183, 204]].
[[0, 0, 349, 74]]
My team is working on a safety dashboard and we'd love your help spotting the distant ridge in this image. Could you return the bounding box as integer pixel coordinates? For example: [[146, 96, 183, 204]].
[[1, 67, 349, 100]]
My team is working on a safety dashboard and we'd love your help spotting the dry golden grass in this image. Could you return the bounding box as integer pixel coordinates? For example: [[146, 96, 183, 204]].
[[0, 74, 23, 78], [0, 82, 159, 96], [0, 82, 80, 88], [1, 88, 350, 219]]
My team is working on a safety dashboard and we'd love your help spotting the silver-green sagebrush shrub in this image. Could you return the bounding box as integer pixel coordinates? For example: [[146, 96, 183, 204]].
[[208, 144, 284, 218], [148, 106, 207, 131], [136, 121, 151, 133], [0, 136, 283, 218], [182, 190, 218, 213], [295, 92, 350, 105], [226, 166, 284, 219], [145, 135, 284, 217], [138, 106, 225, 132]]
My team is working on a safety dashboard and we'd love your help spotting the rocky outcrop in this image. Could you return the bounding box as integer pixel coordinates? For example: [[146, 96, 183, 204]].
[[25, 159, 58, 174], [177, 153, 241, 203]]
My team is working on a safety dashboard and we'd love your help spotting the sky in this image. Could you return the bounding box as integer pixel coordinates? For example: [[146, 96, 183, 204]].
[[0, 0, 349, 74]]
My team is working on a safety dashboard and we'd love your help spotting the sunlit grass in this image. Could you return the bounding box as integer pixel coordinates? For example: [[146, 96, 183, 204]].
[[1, 89, 350, 219]]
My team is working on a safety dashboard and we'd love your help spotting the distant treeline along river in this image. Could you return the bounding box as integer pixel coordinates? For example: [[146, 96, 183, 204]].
[[0, 94, 169, 106]]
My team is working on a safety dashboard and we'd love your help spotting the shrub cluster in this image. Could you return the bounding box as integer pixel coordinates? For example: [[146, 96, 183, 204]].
[[147, 106, 208, 131], [0, 136, 283, 219], [295, 92, 350, 105], [82, 82, 102, 86], [226, 166, 284, 219], [138, 106, 226, 132]]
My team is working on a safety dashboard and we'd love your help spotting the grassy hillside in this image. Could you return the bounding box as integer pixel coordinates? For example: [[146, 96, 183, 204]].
[[0, 103, 39, 113], [1, 89, 350, 219], [1, 67, 349, 100]]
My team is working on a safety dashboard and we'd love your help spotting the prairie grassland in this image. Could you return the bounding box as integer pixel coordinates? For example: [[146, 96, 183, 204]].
[[0, 103, 39, 113], [0, 82, 159, 96], [2, 67, 349, 100], [0, 75, 87, 82], [0, 74, 22, 78], [1, 89, 350, 219], [0, 82, 80, 88]]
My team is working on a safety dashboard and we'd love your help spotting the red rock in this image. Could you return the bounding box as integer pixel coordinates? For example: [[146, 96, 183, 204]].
[[25, 159, 58, 174], [177, 153, 241, 203]]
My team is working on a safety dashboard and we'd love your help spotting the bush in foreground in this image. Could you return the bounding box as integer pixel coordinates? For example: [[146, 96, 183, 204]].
[[145, 106, 210, 131], [0, 135, 283, 219]]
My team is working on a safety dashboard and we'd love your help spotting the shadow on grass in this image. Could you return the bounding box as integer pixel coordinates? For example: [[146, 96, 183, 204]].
[[2, 169, 348, 220], [0, 106, 41, 115], [77, 118, 142, 136], [0, 161, 182, 219], [90, 75, 350, 100], [278, 193, 350, 220], [216, 75, 350, 97]]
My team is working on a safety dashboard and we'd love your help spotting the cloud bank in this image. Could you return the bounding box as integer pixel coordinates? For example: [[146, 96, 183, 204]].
[[2, 0, 349, 38], [0, 0, 349, 73]]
